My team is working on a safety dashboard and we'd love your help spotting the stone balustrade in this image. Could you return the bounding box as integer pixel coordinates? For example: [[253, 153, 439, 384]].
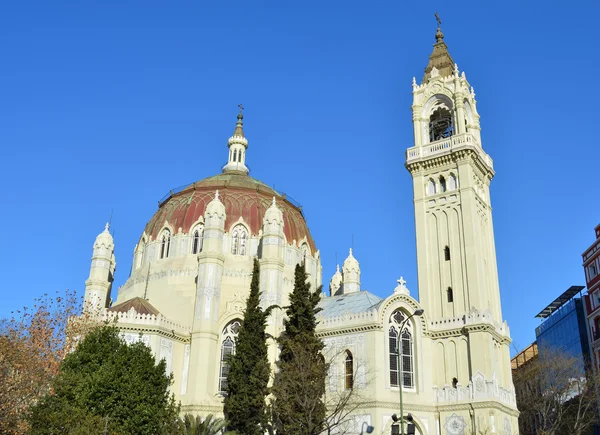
[[100, 308, 191, 335], [406, 133, 493, 169], [433, 373, 516, 407]]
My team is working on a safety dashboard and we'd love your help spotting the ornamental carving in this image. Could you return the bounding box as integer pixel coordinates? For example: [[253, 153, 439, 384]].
[[444, 413, 467, 435]]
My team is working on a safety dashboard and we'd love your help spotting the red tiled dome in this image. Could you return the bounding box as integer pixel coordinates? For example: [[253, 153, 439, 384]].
[[142, 173, 316, 252]]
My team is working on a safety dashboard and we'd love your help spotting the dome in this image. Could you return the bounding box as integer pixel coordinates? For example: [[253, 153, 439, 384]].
[[141, 172, 316, 252]]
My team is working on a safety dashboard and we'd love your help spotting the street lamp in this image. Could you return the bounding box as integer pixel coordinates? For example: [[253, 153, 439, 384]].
[[395, 308, 424, 435], [360, 421, 374, 434]]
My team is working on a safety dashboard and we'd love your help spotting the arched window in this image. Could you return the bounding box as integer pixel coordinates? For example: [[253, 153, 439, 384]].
[[427, 179, 436, 196], [444, 245, 451, 261], [439, 176, 447, 193], [192, 226, 204, 254], [448, 173, 457, 191], [160, 230, 171, 259], [231, 225, 248, 255], [301, 243, 309, 260], [218, 320, 241, 394], [136, 237, 146, 269], [429, 107, 453, 142], [389, 310, 415, 388], [345, 350, 354, 390], [447, 287, 454, 303], [233, 150, 237, 163]]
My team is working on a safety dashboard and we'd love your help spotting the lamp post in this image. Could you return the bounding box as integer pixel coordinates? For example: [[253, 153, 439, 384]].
[[396, 308, 424, 435], [360, 421, 374, 434]]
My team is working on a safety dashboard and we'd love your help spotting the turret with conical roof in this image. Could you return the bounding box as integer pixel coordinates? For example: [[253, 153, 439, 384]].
[[84, 223, 116, 311], [189, 189, 227, 403], [329, 264, 343, 296], [222, 105, 249, 175], [341, 248, 360, 294]]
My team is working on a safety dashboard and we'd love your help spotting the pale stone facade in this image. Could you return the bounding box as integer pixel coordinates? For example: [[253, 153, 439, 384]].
[[83, 24, 518, 434]]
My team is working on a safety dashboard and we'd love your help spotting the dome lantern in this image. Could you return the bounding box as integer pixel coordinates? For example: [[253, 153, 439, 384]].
[[222, 105, 249, 175]]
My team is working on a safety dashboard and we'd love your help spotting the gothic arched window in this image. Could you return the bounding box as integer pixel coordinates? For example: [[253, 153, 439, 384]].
[[160, 229, 171, 259], [192, 225, 204, 254], [389, 310, 415, 389], [345, 350, 354, 390], [136, 237, 146, 269], [439, 176, 447, 193], [218, 320, 241, 395], [448, 173, 457, 191], [231, 225, 248, 255], [429, 107, 453, 142], [427, 179, 436, 196]]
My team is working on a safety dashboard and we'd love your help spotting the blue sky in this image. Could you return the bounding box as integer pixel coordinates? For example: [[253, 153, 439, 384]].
[[1, 1, 598, 354]]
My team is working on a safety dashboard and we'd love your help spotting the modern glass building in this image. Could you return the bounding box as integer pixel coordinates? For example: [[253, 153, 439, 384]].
[[535, 286, 589, 372]]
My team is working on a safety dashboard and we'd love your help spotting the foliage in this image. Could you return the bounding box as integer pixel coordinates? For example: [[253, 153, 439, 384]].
[[0, 290, 99, 434], [224, 258, 273, 435], [28, 325, 180, 435], [272, 262, 327, 435], [513, 350, 599, 435], [176, 414, 234, 435]]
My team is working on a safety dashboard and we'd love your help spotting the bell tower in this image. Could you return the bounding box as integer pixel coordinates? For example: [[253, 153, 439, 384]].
[[406, 20, 518, 432], [406, 21, 501, 324]]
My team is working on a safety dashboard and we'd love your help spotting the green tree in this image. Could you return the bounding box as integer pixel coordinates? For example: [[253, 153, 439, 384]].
[[224, 258, 273, 435], [28, 325, 179, 435], [272, 262, 327, 435], [177, 414, 233, 435]]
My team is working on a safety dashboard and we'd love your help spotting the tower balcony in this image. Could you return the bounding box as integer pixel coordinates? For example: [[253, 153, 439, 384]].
[[405, 133, 493, 171]]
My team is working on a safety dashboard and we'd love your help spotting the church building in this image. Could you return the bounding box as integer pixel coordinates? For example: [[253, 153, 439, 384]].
[[83, 22, 519, 435]]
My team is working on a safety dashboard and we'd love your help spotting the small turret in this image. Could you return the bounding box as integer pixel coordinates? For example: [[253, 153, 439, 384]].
[[84, 223, 116, 311], [261, 197, 284, 259], [329, 264, 343, 296], [222, 105, 249, 175], [203, 190, 226, 253], [341, 248, 360, 294]]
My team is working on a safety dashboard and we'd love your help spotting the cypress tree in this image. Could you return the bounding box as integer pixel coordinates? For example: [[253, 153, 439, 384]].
[[272, 262, 327, 435], [224, 258, 272, 435]]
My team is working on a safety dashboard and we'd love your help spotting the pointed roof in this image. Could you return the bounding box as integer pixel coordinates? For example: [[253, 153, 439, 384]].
[[108, 297, 159, 315], [233, 112, 245, 138], [422, 22, 455, 83]]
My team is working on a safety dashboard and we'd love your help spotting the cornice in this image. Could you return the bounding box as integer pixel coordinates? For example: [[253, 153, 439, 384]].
[[117, 323, 191, 344]]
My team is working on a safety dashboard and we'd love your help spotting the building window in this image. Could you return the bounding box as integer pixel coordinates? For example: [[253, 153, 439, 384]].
[[160, 230, 171, 259], [589, 263, 599, 280], [389, 310, 415, 388], [136, 237, 146, 269], [447, 287, 454, 303], [218, 320, 241, 395], [192, 226, 204, 254], [231, 225, 248, 255], [439, 176, 447, 192], [345, 350, 354, 390], [427, 179, 436, 196], [448, 173, 457, 190], [444, 245, 450, 261]]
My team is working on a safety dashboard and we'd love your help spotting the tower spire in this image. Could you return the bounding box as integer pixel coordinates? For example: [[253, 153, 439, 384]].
[[422, 13, 455, 84], [234, 104, 245, 138], [222, 105, 249, 175]]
